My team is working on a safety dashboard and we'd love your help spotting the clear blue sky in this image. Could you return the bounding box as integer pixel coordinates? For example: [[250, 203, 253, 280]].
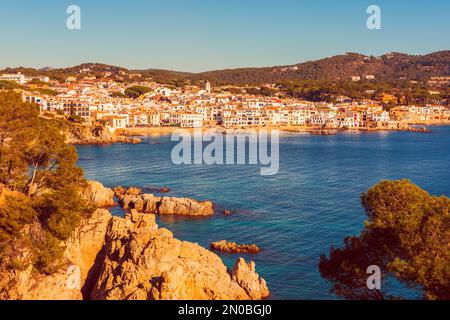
[[0, 0, 448, 72]]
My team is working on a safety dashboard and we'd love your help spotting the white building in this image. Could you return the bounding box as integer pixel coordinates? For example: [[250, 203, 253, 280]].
[[1, 73, 26, 84], [148, 111, 161, 127], [169, 112, 203, 128]]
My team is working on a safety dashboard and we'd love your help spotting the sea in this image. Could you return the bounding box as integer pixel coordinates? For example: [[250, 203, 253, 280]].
[[76, 126, 450, 299]]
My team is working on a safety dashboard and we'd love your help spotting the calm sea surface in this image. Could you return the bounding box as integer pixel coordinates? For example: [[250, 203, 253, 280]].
[[76, 126, 450, 300]]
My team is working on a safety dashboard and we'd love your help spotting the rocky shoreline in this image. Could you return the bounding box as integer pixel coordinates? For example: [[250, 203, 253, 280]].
[[65, 123, 141, 145], [0, 181, 269, 300], [122, 122, 449, 137], [115, 186, 215, 216]]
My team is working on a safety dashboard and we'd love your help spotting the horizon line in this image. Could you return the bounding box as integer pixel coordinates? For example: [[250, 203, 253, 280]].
[[1, 49, 448, 74]]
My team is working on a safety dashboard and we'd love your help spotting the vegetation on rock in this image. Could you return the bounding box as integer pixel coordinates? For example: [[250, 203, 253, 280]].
[[0, 92, 91, 274]]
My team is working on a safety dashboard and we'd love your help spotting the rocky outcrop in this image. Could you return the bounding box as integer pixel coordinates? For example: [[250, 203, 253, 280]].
[[66, 123, 141, 145], [81, 181, 115, 208], [0, 209, 112, 300], [0, 266, 83, 300], [64, 209, 112, 287], [116, 189, 214, 216], [210, 240, 261, 254], [91, 212, 269, 300], [0, 186, 267, 300], [231, 259, 270, 300], [158, 197, 214, 216]]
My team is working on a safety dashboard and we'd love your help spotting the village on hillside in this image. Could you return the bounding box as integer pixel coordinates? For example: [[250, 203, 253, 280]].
[[2, 70, 450, 134]]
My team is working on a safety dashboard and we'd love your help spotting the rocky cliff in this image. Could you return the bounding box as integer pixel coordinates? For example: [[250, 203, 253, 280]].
[[0, 183, 269, 300], [91, 211, 268, 300], [81, 181, 115, 208], [0, 209, 111, 300]]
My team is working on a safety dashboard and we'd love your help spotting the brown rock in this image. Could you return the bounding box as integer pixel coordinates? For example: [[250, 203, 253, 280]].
[[158, 197, 214, 216], [127, 187, 142, 196], [113, 186, 126, 199], [210, 240, 261, 254], [0, 207, 268, 301], [231, 258, 270, 300], [82, 181, 115, 208], [160, 187, 170, 193], [91, 213, 268, 300], [142, 194, 162, 213], [0, 209, 112, 300], [119, 193, 214, 216], [65, 209, 112, 284]]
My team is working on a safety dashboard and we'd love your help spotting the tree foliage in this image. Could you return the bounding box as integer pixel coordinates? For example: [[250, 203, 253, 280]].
[[124, 86, 152, 99], [0, 92, 91, 273], [319, 180, 450, 300]]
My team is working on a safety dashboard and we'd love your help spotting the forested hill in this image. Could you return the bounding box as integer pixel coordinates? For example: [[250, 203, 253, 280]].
[[2, 51, 449, 86], [189, 51, 450, 85]]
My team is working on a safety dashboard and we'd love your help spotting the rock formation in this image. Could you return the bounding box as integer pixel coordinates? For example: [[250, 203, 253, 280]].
[[81, 181, 115, 208], [160, 187, 170, 193], [0, 207, 268, 300], [115, 188, 214, 216], [210, 240, 261, 254], [91, 211, 269, 300], [231, 259, 270, 300], [65, 123, 141, 145], [0, 209, 112, 300], [65, 209, 112, 289]]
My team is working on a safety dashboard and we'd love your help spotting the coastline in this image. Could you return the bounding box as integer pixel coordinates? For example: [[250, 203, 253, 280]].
[[76, 126, 450, 299], [122, 121, 450, 137]]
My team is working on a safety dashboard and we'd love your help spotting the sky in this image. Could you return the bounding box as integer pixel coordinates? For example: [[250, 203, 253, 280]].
[[0, 0, 449, 72]]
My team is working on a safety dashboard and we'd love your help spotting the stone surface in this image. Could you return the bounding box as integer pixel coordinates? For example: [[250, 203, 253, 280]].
[[210, 240, 261, 254], [117, 189, 214, 216], [64, 209, 112, 285], [0, 209, 112, 300], [231, 258, 270, 300], [158, 197, 214, 216], [0, 184, 268, 301], [66, 123, 141, 145], [82, 181, 115, 208], [91, 212, 269, 300]]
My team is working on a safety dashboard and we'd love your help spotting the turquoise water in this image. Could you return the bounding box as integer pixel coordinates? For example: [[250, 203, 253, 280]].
[[76, 126, 450, 300]]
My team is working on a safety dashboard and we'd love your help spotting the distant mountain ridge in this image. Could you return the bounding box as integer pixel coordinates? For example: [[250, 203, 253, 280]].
[[2, 51, 449, 85]]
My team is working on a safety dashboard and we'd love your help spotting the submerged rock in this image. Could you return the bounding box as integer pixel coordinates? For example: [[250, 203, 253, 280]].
[[160, 187, 170, 193]]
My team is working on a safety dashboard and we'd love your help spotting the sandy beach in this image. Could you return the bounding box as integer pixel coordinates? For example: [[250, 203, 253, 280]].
[[122, 122, 450, 137]]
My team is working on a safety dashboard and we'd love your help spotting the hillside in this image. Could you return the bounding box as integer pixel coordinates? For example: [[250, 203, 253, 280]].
[[1, 51, 449, 86], [191, 51, 450, 85]]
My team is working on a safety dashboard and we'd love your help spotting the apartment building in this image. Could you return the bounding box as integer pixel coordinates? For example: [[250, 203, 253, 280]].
[[169, 112, 203, 128], [63, 101, 91, 120], [1, 73, 26, 84]]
